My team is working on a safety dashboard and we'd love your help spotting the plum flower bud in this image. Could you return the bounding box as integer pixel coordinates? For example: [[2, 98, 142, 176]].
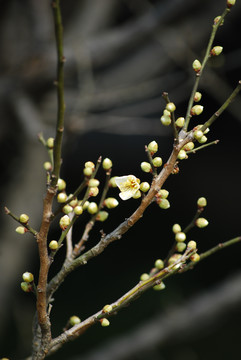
[[88, 187, 99, 197], [43, 161, 52, 171], [141, 162, 152, 173], [187, 240, 197, 250], [85, 161, 95, 169], [196, 217, 209, 228], [147, 141, 158, 154], [157, 189, 169, 199], [183, 142, 195, 151], [191, 105, 204, 116], [102, 158, 112, 170], [49, 240, 58, 250], [168, 253, 182, 265], [175, 232, 186, 242], [115, 175, 140, 200], [59, 215, 70, 230], [194, 92, 202, 102], [214, 16, 224, 26], [158, 198, 170, 209], [155, 259, 164, 270], [172, 223, 181, 234], [83, 167, 93, 176], [100, 318, 110, 327], [62, 204, 73, 214], [210, 46, 223, 56], [57, 178, 66, 191], [176, 242, 186, 252], [21, 282, 32, 293], [96, 211, 109, 222], [69, 197, 78, 208], [74, 205, 83, 215], [194, 130, 203, 140], [160, 115, 171, 126], [132, 190, 141, 199], [198, 135, 208, 144], [140, 182, 150, 193], [46, 137, 54, 149], [197, 197, 207, 207], [16, 226, 26, 234], [175, 117, 185, 128], [88, 179, 100, 187], [57, 192, 68, 203], [190, 253, 200, 262], [87, 202, 98, 214], [109, 177, 118, 187], [22, 272, 34, 283], [227, 0, 236, 7], [166, 102, 176, 112], [69, 316, 81, 326], [102, 305, 113, 313], [104, 198, 119, 209], [153, 282, 165, 291], [140, 273, 150, 281], [152, 157, 163, 167], [19, 214, 29, 224], [177, 149, 187, 160], [192, 59, 202, 72]]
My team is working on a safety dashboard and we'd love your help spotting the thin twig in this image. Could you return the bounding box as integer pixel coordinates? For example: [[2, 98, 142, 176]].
[[4, 207, 38, 237]]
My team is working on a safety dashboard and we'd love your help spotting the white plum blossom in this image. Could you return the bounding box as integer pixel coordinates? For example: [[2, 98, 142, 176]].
[[115, 175, 140, 200]]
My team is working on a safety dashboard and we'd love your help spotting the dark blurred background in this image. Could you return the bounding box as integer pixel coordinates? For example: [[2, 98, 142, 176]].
[[0, 0, 241, 359]]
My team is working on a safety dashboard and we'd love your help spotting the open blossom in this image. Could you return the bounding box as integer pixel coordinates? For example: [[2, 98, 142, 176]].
[[115, 175, 140, 200]]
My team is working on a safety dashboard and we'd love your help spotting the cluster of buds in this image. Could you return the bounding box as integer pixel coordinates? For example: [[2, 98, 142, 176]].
[[83, 161, 95, 177], [156, 189, 170, 209], [160, 102, 176, 126], [193, 124, 210, 144], [21, 272, 34, 293]]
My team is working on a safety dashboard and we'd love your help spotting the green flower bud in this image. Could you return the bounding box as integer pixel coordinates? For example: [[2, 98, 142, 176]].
[[85, 161, 95, 169], [196, 217, 209, 228], [132, 190, 142, 199], [197, 197, 207, 207], [198, 135, 207, 144], [191, 105, 204, 116], [153, 282, 165, 291], [100, 318, 110, 327], [192, 59, 202, 72], [104, 197, 119, 209], [69, 197, 78, 208], [157, 189, 169, 199], [172, 223, 181, 234], [147, 141, 158, 154], [154, 259, 164, 270], [88, 179, 100, 187], [16, 226, 26, 234], [49, 240, 59, 250], [160, 115, 171, 126], [214, 16, 224, 26], [69, 316, 81, 326], [57, 192, 67, 203], [168, 253, 182, 265], [163, 109, 171, 117], [166, 102, 176, 112], [102, 305, 113, 313], [211, 46, 223, 56], [140, 182, 150, 193], [190, 253, 200, 262], [175, 232, 186, 242], [140, 273, 150, 281], [96, 211, 109, 222], [177, 149, 187, 160], [194, 130, 203, 140], [59, 215, 70, 230], [176, 242, 186, 252], [152, 157, 163, 167], [141, 162, 152, 173], [175, 117, 185, 128], [62, 204, 73, 214], [57, 178, 66, 191], [83, 167, 93, 176], [46, 137, 54, 149], [21, 281, 32, 292], [109, 177, 118, 187], [19, 214, 29, 224], [194, 92, 202, 102], [183, 142, 195, 151], [227, 0, 236, 7], [88, 187, 99, 197], [187, 240, 197, 250], [22, 272, 34, 283], [43, 161, 52, 171], [74, 205, 83, 215], [158, 198, 170, 209], [102, 158, 112, 170], [81, 200, 89, 210], [87, 202, 98, 214]]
